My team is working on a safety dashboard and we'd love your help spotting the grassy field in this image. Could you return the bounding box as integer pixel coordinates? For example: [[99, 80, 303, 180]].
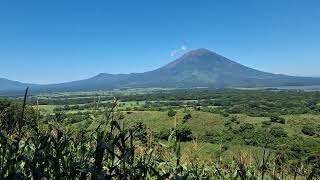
[[52, 104, 320, 161], [2, 89, 320, 178], [27, 89, 320, 161]]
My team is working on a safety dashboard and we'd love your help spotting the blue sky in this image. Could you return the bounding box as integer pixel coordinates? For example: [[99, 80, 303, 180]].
[[1, 0, 320, 84]]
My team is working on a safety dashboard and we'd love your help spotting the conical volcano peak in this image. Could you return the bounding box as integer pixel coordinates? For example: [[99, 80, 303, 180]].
[[190, 48, 211, 53], [164, 48, 231, 69], [181, 48, 213, 58]]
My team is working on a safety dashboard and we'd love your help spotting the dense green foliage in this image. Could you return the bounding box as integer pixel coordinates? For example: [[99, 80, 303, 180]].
[[302, 125, 317, 136], [1, 89, 320, 179]]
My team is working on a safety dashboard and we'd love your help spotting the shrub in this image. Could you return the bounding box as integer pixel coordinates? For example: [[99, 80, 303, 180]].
[[132, 121, 147, 143], [158, 128, 171, 140], [230, 116, 238, 122], [270, 126, 288, 138], [222, 112, 229, 117], [239, 123, 254, 132], [270, 115, 279, 122], [182, 113, 192, 123], [224, 121, 231, 127], [176, 124, 193, 142], [278, 118, 286, 124], [302, 126, 316, 136], [262, 120, 272, 127], [270, 115, 286, 124], [167, 109, 177, 117]]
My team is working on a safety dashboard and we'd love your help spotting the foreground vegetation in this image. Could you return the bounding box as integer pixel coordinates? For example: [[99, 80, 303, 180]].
[[1, 88, 320, 179]]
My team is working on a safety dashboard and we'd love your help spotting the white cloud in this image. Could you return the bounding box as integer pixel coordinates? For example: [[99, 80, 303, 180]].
[[170, 45, 188, 57], [170, 50, 178, 57]]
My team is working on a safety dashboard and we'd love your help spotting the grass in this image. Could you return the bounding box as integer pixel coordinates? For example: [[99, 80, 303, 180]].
[[123, 110, 226, 135], [38, 104, 58, 113], [30, 91, 320, 177], [186, 111, 224, 136], [125, 110, 176, 130], [282, 114, 320, 136], [221, 145, 265, 160], [64, 106, 320, 140], [117, 100, 146, 109], [180, 142, 220, 159]]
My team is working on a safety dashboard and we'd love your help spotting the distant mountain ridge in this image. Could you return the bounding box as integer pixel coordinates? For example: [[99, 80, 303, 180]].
[[0, 78, 36, 92], [2, 48, 320, 94]]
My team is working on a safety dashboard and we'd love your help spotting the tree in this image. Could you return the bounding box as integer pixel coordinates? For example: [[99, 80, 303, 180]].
[[132, 121, 147, 144], [176, 124, 193, 142], [54, 111, 66, 122], [167, 109, 177, 117]]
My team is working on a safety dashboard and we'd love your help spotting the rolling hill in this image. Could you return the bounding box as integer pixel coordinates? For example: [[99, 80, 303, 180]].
[[1, 48, 320, 94], [0, 78, 37, 92]]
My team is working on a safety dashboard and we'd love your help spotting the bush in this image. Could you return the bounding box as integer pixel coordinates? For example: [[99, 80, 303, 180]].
[[176, 124, 193, 142], [239, 123, 254, 132], [182, 113, 192, 123], [278, 118, 286, 124], [270, 115, 285, 124], [132, 121, 147, 143], [230, 116, 238, 122], [262, 120, 272, 127], [158, 128, 171, 140], [302, 126, 316, 136], [167, 109, 177, 117], [224, 121, 231, 127], [270, 126, 288, 138], [222, 112, 229, 117], [201, 131, 220, 143], [270, 115, 279, 122]]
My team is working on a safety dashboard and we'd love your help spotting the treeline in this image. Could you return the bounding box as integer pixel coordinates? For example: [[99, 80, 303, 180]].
[[27, 89, 320, 117], [28, 96, 112, 105], [124, 90, 320, 116]]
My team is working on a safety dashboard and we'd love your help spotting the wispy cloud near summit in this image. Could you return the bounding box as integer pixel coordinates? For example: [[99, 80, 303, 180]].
[[170, 45, 188, 57]]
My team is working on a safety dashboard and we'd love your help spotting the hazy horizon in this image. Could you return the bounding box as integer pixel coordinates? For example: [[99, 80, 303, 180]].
[[1, 0, 320, 84]]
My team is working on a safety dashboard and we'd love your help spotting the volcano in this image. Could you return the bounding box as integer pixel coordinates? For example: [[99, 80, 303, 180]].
[[2, 48, 320, 93]]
